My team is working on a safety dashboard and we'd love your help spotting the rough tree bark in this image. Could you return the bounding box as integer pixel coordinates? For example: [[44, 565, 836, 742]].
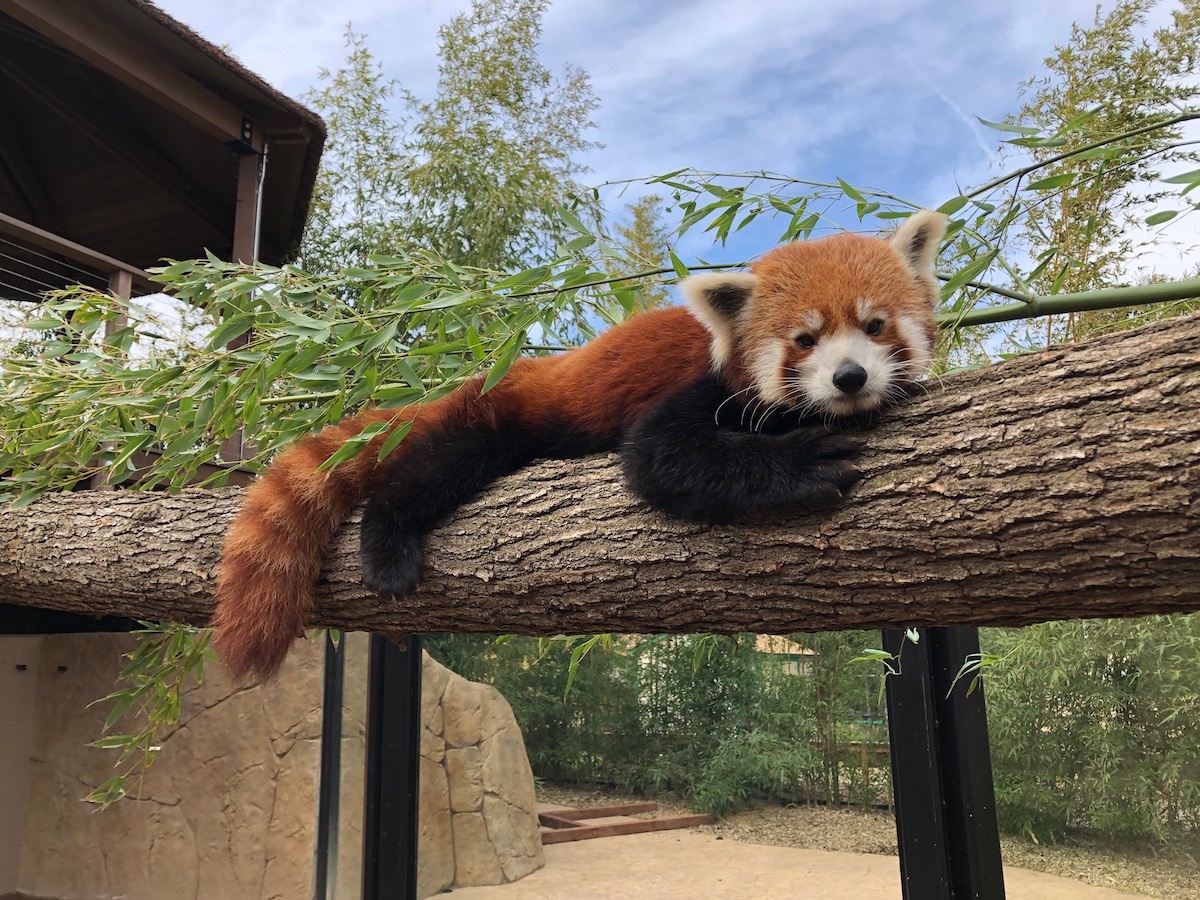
[[2, 314, 1198, 638]]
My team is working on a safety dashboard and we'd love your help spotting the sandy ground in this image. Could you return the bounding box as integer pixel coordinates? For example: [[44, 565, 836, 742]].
[[528, 785, 1200, 900], [449, 818, 1150, 899]]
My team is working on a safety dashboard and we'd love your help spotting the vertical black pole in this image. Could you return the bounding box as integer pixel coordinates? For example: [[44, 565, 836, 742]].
[[362, 633, 423, 900], [883, 626, 1005, 900], [883, 627, 952, 899], [314, 632, 345, 900], [928, 627, 1005, 900]]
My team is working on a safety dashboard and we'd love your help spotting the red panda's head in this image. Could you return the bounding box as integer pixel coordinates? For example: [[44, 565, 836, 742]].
[[680, 210, 947, 418]]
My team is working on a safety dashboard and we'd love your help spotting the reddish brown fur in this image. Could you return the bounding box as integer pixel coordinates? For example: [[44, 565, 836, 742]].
[[212, 307, 713, 680], [724, 234, 939, 397], [213, 225, 940, 681]]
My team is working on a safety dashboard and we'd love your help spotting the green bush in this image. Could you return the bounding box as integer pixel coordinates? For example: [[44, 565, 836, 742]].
[[984, 614, 1200, 843], [424, 631, 888, 813]]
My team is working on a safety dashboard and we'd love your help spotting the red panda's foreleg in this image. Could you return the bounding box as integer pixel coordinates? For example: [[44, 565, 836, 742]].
[[620, 374, 861, 523]]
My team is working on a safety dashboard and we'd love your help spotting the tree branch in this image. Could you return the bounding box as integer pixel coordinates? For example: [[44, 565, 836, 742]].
[[2, 314, 1199, 638]]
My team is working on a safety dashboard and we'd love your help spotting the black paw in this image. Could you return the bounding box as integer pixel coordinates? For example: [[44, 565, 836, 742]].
[[788, 425, 857, 455], [804, 457, 863, 507], [786, 427, 863, 507], [361, 534, 423, 599], [360, 501, 424, 599], [361, 533, 423, 599]]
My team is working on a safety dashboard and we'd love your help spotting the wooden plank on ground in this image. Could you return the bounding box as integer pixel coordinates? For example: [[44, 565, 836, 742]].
[[538, 812, 583, 830], [541, 814, 715, 845], [548, 801, 659, 820]]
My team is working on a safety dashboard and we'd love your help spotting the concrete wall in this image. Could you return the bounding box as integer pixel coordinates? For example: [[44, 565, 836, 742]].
[[15, 632, 324, 900], [0, 636, 43, 896], [8, 632, 543, 900]]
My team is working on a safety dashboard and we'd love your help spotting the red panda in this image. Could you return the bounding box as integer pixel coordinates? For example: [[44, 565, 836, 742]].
[[211, 210, 947, 680]]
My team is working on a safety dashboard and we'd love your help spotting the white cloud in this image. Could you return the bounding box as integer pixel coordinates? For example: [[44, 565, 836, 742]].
[[152, 0, 1196, 275]]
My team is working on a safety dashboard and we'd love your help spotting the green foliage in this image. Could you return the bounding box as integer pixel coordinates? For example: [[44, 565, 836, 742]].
[[690, 731, 823, 817], [600, 194, 674, 311], [297, 32, 407, 276], [426, 632, 887, 816], [85, 624, 211, 805], [1005, 0, 1200, 345], [0, 249, 617, 504], [300, 3, 599, 275], [402, 0, 600, 269], [984, 615, 1200, 843]]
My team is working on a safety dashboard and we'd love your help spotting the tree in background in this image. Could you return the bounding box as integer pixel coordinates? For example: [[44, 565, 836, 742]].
[[984, 616, 1200, 841], [601, 194, 673, 311], [1007, 0, 1200, 344], [300, 1, 599, 276], [297, 32, 406, 276], [403, 0, 599, 270], [972, 0, 1200, 845]]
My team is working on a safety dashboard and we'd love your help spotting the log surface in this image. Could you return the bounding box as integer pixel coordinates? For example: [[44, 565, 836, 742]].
[[2, 314, 1198, 637]]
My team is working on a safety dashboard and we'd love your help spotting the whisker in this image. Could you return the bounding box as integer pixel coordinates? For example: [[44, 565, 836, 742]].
[[714, 383, 759, 426]]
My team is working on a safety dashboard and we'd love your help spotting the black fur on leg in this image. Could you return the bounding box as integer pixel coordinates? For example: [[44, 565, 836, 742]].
[[620, 375, 861, 523], [360, 423, 536, 599], [360, 417, 603, 599]]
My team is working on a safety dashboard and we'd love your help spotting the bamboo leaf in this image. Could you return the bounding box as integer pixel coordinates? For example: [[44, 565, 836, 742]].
[[937, 197, 969, 216], [838, 178, 866, 202], [315, 421, 391, 472], [557, 206, 590, 234], [1160, 167, 1200, 185], [376, 419, 415, 461], [481, 333, 526, 394], [667, 250, 691, 280], [1025, 174, 1076, 191], [976, 116, 1040, 136]]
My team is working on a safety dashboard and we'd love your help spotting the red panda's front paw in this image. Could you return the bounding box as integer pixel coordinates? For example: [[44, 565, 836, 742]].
[[785, 427, 863, 507]]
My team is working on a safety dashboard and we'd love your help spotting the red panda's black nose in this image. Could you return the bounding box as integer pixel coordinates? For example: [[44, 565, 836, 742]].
[[833, 363, 868, 395]]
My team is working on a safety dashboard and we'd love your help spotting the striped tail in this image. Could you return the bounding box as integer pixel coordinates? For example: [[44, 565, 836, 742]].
[[211, 407, 403, 680]]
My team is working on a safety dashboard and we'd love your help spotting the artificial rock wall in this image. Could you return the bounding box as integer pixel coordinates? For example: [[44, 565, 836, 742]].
[[10, 633, 542, 900], [417, 650, 545, 894]]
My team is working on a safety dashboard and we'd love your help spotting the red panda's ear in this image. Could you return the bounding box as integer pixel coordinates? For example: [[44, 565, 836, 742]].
[[890, 210, 947, 278], [680, 273, 757, 368], [681, 272, 757, 324]]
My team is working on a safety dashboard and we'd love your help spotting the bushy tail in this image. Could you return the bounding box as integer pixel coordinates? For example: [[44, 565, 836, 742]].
[[211, 407, 402, 681]]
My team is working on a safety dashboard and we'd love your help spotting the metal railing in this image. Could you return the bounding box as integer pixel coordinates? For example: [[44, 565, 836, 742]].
[[0, 210, 155, 305]]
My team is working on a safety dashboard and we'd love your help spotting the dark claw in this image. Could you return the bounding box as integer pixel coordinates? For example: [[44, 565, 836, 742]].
[[783, 429, 864, 509]]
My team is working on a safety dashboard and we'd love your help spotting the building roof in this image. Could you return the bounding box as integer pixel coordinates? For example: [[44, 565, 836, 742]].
[[754, 635, 816, 656], [0, 0, 326, 270]]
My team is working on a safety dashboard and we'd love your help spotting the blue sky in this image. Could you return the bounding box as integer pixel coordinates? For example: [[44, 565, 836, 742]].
[[155, 0, 1195, 273]]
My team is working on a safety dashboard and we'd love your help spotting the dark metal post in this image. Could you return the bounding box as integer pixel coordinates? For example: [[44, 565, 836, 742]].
[[362, 634, 423, 900], [928, 627, 1005, 900], [883, 627, 952, 898], [314, 632, 345, 900], [883, 626, 1005, 900]]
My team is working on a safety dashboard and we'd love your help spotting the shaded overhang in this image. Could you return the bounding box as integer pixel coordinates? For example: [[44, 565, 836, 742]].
[[0, 0, 326, 272]]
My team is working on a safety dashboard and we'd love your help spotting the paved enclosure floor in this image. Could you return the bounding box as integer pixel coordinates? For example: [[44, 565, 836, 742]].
[[448, 830, 1152, 900]]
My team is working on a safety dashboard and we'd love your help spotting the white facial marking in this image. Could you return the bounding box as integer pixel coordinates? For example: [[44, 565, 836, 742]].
[[800, 310, 823, 333], [680, 272, 758, 372], [707, 331, 734, 371], [749, 338, 790, 405], [791, 329, 896, 416], [894, 313, 933, 378], [857, 298, 887, 328]]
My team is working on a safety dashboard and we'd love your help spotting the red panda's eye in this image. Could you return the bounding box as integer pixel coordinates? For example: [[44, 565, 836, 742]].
[[866, 318, 885, 336], [795, 334, 816, 349]]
